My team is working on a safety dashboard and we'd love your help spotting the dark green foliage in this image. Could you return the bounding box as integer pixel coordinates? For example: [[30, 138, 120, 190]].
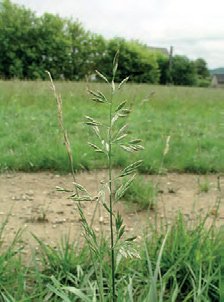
[[157, 55, 170, 84], [99, 38, 160, 83], [67, 21, 107, 80], [0, 0, 103, 81], [0, 1, 159, 83], [0, 0, 211, 86], [29, 13, 71, 80], [194, 58, 210, 78], [0, 0, 36, 78], [194, 58, 211, 87], [170, 55, 211, 87], [171, 55, 197, 86]]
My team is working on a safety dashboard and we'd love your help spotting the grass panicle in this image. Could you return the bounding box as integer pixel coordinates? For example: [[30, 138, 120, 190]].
[[47, 53, 144, 301]]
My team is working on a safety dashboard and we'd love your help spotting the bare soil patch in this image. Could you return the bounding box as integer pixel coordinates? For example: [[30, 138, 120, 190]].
[[0, 171, 224, 256]]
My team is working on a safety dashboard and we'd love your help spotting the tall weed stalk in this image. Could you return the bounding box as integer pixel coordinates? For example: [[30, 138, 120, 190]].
[[48, 52, 144, 301]]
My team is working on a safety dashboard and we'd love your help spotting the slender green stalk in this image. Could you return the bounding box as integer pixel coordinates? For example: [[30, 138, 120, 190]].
[[108, 90, 116, 301]]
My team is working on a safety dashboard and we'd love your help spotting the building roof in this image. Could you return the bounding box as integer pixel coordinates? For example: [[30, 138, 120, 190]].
[[149, 47, 169, 56], [213, 74, 224, 84]]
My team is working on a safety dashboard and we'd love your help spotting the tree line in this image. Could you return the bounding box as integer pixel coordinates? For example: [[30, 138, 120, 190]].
[[0, 0, 211, 86]]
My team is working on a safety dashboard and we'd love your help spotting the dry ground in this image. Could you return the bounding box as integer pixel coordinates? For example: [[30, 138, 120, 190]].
[[0, 171, 224, 257]]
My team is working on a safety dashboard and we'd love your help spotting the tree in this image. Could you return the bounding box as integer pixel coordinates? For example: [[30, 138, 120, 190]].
[[99, 38, 160, 83], [67, 20, 90, 80], [0, 0, 36, 78], [0, 1, 72, 79], [194, 58, 211, 87], [30, 13, 71, 79], [171, 55, 197, 86], [194, 58, 210, 78], [0, 0, 211, 84], [67, 20, 107, 80], [156, 54, 169, 84]]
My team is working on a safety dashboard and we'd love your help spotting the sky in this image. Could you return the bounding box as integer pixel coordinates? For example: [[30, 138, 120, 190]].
[[13, 0, 224, 69]]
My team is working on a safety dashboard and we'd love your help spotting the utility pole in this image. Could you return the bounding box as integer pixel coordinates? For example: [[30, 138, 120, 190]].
[[168, 46, 173, 84]]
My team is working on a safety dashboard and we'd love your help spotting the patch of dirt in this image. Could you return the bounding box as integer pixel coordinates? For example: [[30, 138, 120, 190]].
[[0, 171, 224, 257]]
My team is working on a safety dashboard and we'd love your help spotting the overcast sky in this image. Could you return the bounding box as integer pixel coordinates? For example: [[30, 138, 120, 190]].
[[13, 0, 224, 69]]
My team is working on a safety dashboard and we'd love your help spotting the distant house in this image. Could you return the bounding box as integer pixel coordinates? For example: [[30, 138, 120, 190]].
[[211, 74, 224, 87], [149, 47, 169, 56]]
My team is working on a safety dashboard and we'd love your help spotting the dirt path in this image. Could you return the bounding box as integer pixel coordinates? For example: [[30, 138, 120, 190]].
[[0, 171, 224, 256]]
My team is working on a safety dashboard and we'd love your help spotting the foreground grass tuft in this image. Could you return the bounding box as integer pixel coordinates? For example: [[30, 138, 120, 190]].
[[0, 214, 223, 301], [119, 175, 157, 210]]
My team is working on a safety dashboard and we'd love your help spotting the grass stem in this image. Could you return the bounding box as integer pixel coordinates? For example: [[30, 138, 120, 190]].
[[108, 89, 116, 301]]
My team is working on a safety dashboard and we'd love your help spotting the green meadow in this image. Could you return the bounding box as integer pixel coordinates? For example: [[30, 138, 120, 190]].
[[1, 80, 224, 174]]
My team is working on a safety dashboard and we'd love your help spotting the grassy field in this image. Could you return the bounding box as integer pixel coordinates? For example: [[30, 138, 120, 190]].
[[1, 80, 224, 173]]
